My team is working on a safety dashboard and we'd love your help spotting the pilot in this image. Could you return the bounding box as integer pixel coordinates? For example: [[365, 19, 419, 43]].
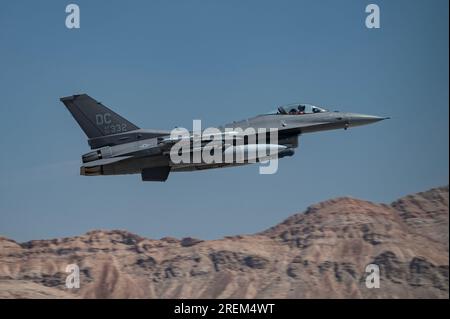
[[289, 108, 297, 115], [298, 105, 306, 114]]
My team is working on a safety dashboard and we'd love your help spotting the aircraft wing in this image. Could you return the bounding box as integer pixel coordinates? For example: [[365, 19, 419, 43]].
[[158, 131, 244, 146]]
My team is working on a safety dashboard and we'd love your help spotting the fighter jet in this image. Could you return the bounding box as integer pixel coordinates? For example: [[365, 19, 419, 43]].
[[60, 94, 388, 181]]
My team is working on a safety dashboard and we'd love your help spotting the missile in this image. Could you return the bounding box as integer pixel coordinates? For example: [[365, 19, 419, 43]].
[[224, 144, 287, 162]]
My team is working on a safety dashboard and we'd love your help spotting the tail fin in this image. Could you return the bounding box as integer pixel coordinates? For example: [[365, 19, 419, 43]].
[[60, 94, 139, 138]]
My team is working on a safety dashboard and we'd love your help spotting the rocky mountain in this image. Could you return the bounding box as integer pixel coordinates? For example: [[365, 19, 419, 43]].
[[0, 186, 448, 298]]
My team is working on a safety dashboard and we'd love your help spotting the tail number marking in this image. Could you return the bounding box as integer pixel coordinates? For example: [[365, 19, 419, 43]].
[[96, 113, 112, 125], [96, 113, 127, 134]]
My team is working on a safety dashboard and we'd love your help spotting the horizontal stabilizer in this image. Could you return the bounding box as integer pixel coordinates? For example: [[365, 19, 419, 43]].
[[82, 156, 132, 168]]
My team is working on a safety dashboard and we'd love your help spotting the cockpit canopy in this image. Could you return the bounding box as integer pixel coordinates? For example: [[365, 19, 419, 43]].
[[268, 103, 328, 115]]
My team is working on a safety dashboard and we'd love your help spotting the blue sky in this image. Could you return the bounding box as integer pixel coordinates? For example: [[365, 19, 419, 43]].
[[0, 0, 448, 242]]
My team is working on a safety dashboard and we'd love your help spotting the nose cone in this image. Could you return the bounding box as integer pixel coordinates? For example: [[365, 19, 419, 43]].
[[346, 113, 389, 127]]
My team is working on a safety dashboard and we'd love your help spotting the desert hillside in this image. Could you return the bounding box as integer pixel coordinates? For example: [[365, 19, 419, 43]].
[[0, 186, 448, 298]]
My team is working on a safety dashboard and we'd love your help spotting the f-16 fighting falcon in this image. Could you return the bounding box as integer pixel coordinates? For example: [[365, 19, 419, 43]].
[[60, 94, 388, 181]]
